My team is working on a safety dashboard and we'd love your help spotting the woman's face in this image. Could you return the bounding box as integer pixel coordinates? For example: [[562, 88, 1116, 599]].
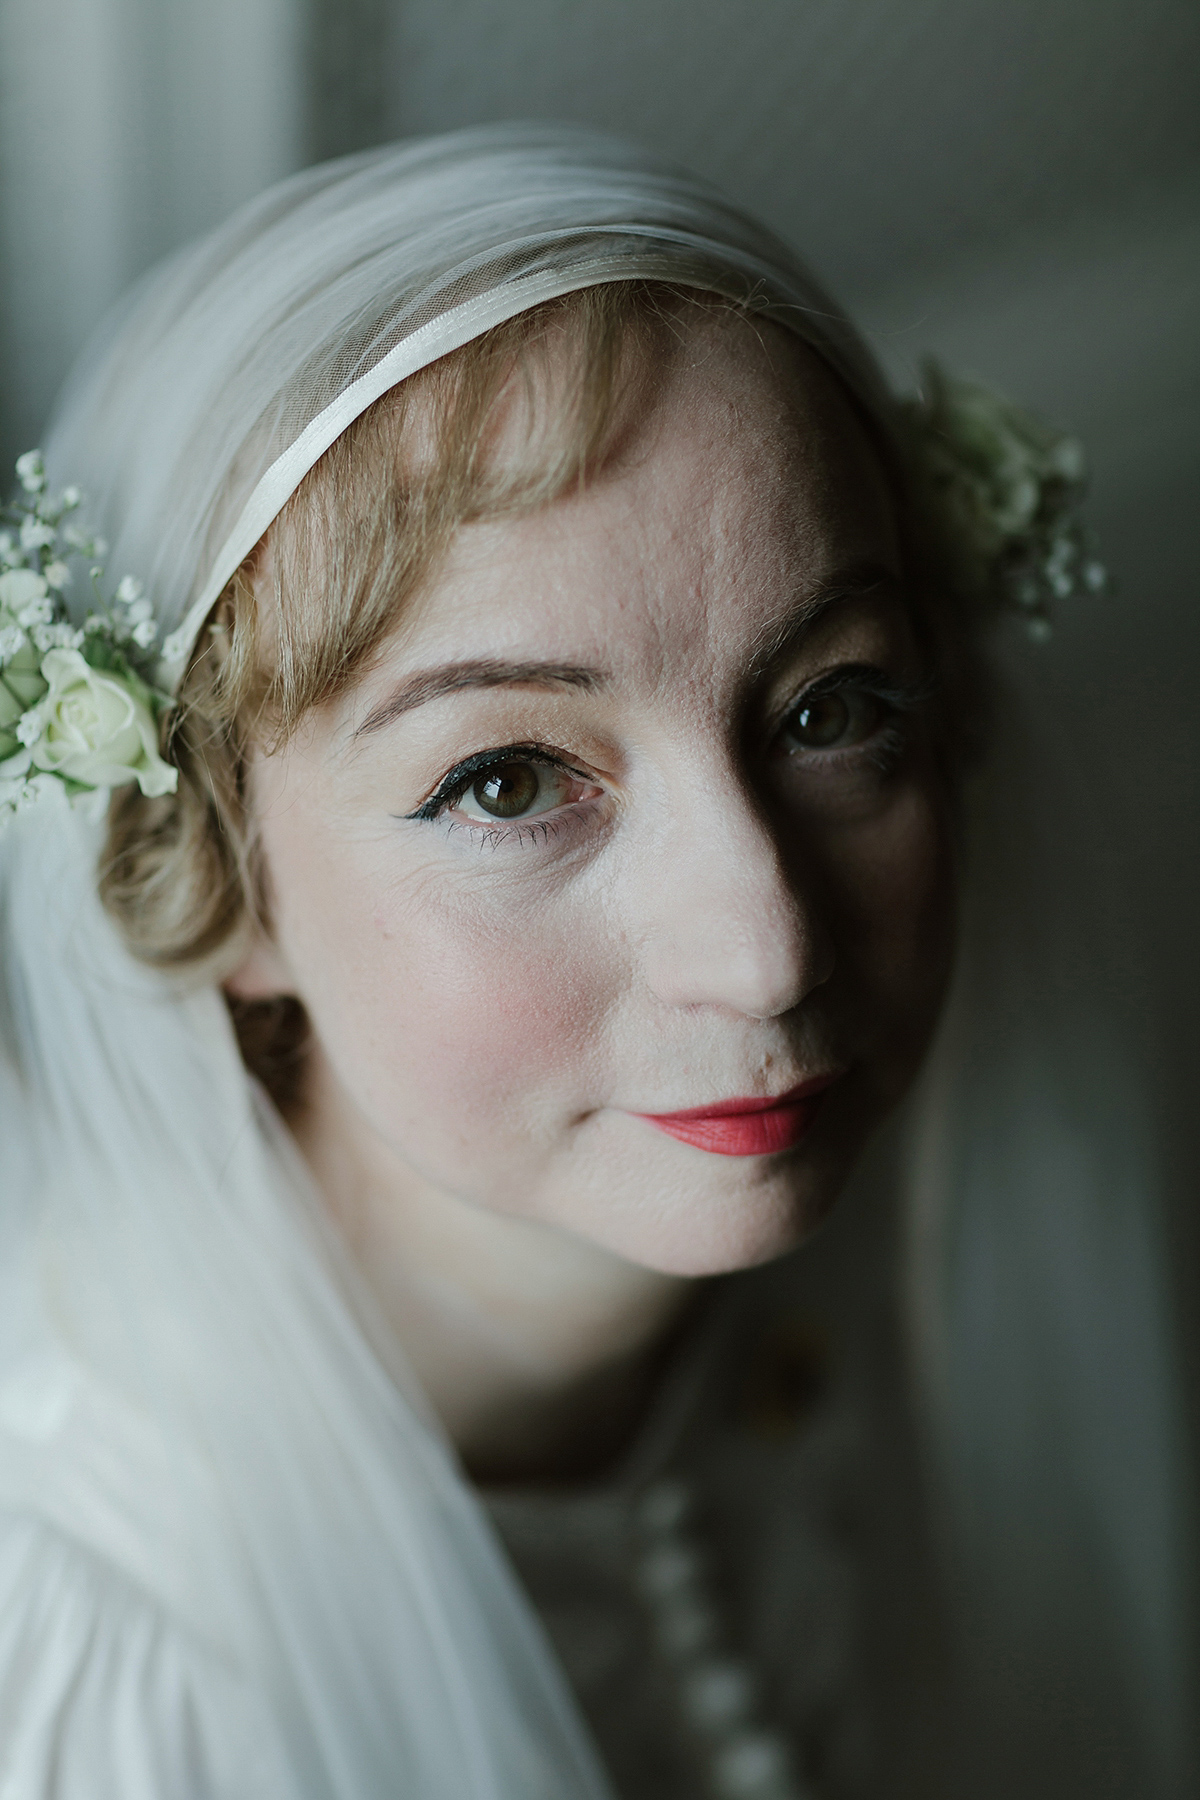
[[241, 315, 955, 1277]]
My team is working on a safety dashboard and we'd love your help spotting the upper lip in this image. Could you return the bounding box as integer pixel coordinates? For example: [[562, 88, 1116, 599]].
[[636, 1073, 843, 1121]]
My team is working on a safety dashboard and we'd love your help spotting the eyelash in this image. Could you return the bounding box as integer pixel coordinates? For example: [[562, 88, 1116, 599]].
[[404, 666, 931, 848], [404, 742, 595, 824], [773, 663, 932, 772]]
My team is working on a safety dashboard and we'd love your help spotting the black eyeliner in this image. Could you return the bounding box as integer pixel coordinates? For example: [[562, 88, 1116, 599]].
[[401, 741, 585, 822]]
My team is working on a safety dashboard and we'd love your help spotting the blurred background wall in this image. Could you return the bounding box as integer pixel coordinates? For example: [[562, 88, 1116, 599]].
[[2, 3, 1197, 1795]]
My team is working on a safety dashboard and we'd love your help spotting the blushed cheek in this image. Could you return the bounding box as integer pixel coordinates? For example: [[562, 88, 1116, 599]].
[[282, 850, 619, 1172]]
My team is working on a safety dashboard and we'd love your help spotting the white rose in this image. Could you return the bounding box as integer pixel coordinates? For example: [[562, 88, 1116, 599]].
[[27, 648, 177, 796]]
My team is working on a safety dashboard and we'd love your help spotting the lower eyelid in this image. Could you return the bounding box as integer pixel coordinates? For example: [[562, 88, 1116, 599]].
[[775, 718, 909, 771], [446, 794, 603, 850]]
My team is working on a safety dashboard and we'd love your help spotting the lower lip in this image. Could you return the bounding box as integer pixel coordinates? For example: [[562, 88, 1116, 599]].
[[633, 1083, 836, 1157]]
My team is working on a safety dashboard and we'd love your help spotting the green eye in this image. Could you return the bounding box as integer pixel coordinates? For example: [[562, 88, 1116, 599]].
[[779, 688, 883, 754]]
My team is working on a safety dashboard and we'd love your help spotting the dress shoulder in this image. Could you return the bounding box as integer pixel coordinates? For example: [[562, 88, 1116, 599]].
[[0, 1511, 287, 1799]]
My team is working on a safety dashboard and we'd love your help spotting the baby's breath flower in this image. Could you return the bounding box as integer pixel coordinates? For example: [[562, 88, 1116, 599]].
[[31, 621, 85, 653], [15, 450, 45, 493], [19, 518, 56, 553], [903, 362, 1106, 636], [3, 453, 175, 813], [17, 595, 54, 629], [161, 627, 191, 666]]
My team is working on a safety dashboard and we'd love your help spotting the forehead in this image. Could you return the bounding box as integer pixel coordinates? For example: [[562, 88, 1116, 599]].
[[379, 312, 898, 676]]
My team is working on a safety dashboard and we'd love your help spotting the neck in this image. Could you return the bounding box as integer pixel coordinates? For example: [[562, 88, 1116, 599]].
[[292, 1048, 697, 1484]]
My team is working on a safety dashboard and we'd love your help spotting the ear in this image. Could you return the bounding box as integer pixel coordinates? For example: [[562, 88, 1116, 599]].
[[222, 929, 297, 1001]]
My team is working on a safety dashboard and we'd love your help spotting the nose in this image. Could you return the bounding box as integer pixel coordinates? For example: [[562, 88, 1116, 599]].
[[635, 771, 834, 1020]]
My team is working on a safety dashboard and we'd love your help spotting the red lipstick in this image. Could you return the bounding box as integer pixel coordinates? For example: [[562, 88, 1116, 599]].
[[633, 1076, 839, 1157]]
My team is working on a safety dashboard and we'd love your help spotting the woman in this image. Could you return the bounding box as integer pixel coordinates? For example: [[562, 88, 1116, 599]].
[[0, 125, 1103, 1798]]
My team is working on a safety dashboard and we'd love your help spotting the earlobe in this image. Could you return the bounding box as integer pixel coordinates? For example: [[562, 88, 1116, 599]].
[[223, 932, 297, 1001]]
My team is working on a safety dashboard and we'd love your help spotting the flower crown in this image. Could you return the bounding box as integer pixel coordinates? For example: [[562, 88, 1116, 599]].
[[899, 363, 1106, 638], [0, 366, 1105, 830], [0, 452, 176, 830]]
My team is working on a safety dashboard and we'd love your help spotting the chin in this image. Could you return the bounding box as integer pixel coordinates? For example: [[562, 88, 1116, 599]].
[[587, 1156, 851, 1279], [538, 1097, 874, 1277]]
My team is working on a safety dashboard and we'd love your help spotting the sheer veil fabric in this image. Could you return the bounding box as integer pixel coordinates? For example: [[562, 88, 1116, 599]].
[[0, 124, 1181, 1797], [0, 126, 895, 1799], [38, 124, 889, 683]]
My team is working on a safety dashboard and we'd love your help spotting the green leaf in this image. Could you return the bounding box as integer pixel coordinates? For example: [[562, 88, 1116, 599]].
[[1, 652, 47, 709], [0, 678, 23, 729]]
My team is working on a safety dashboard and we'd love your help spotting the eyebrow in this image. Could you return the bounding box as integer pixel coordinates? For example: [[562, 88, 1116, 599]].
[[751, 562, 905, 675], [354, 562, 901, 738], [356, 659, 606, 737]]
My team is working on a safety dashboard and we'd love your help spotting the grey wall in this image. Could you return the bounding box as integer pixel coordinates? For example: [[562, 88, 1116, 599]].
[[0, 0, 305, 469], [379, 0, 1200, 301]]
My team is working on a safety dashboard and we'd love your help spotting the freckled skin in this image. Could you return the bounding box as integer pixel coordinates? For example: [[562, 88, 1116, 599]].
[[230, 315, 955, 1469]]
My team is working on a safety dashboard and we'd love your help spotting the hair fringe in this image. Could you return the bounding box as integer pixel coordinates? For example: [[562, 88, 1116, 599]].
[[99, 282, 687, 1103]]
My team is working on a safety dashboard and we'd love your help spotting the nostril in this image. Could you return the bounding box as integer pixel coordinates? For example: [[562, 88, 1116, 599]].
[[642, 899, 832, 1020]]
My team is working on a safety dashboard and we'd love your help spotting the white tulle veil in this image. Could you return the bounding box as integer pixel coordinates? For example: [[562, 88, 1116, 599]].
[[0, 125, 897, 1799], [0, 123, 1184, 1796], [38, 123, 889, 683]]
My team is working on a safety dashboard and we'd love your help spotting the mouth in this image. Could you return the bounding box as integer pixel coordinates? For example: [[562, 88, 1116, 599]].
[[631, 1074, 842, 1158]]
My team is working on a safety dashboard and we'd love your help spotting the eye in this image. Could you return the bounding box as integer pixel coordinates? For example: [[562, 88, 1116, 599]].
[[777, 685, 886, 755], [404, 741, 605, 829], [453, 757, 582, 822]]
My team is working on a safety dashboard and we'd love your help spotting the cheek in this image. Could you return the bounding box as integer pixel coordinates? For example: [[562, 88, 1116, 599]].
[[813, 773, 956, 1073], [267, 822, 618, 1155]]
